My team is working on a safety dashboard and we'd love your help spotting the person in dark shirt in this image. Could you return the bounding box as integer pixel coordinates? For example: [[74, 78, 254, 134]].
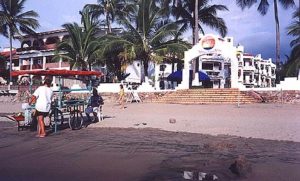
[[85, 88, 104, 122]]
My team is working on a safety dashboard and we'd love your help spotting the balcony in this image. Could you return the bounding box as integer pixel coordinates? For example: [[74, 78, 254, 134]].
[[243, 66, 255, 71], [45, 62, 70, 69], [45, 62, 60, 69], [20, 65, 30, 70], [16, 44, 57, 53], [61, 62, 70, 67], [43, 44, 56, 50], [20, 64, 42, 70]]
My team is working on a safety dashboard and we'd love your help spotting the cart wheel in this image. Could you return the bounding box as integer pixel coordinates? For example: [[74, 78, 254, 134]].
[[49, 109, 64, 128], [69, 110, 83, 130]]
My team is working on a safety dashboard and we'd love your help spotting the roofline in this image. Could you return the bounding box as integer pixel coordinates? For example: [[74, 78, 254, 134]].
[[14, 27, 124, 39], [14, 29, 68, 39]]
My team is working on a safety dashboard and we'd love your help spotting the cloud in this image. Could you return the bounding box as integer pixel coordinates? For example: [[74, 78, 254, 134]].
[[205, 0, 296, 61]]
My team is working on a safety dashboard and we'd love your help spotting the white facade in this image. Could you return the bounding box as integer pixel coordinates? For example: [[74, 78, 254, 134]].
[[176, 34, 276, 90], [237, 53, 276, 88]]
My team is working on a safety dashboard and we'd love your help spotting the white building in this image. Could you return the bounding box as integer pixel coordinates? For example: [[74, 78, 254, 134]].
[[174, 34, 276, 90], [10, 30, 277, 91]]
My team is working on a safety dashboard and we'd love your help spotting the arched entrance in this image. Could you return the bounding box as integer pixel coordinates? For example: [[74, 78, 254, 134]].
[[177, 34, 239, 90]]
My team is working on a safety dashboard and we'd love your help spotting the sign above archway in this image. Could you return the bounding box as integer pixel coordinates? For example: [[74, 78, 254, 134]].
[[201, 36, 216, 50]]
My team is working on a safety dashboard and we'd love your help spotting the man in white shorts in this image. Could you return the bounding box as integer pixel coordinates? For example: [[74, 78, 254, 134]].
[[30, 77, 53, 138]]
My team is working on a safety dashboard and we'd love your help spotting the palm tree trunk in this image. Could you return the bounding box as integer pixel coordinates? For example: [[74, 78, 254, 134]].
[[274, 0, 281, 82], [106, 13, 112, 33], [274, 0, 280, 66], [192, 0, 199, 82], [194, 0, 199, 45], [9, 29, 13, 87]]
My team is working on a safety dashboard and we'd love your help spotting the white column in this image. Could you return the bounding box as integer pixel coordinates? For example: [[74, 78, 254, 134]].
[[240, 69, 244, 82], [30, 58, 33, 70], [154, 64, 160, 90], [43, 56, 46, 70], [59, 57, 62, 69], [177, 51, 190, 89], [19, 58, 22, 70], [220, 61, 225, 88], [192, 57, 200, 86], [199, 58, 203, 86]]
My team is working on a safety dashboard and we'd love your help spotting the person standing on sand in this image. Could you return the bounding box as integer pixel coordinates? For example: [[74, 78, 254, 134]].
[[29, 77, 53, 138], [118, 84, 125, 109]]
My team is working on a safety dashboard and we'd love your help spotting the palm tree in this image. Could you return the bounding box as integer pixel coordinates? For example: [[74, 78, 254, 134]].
[[55, 10, 103, 71], [164, 0, 228, 82], [103, 0, 190, 81], [0, 0, 39, 85], [282, 44, 300, 76], [283, 9, 300, 77], [287, 9, 300, 47], [165, 0, 228, 43], [236, 0, 295, 67], [84, 0, 136, 33]]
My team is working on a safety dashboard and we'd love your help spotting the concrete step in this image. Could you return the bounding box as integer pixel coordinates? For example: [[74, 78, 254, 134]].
[[154, 89, 259, 104]]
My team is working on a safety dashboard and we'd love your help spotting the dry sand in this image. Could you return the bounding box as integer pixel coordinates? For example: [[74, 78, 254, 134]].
[[1, 102, 299, 142], [1, 102, 300, 181], [91, 102, 300, 142]]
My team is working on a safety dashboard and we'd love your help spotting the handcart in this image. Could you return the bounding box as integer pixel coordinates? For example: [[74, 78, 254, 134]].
[[10, 69, 103, 132]]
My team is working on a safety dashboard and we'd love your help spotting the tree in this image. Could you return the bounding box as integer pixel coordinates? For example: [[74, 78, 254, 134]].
[[84, 0, 136, 33], [283, 9, 300, 77], [287, 9, 300, 47], [165, 0, 228, 43], [55, 9, 104, 71], [0, 0, 39, 84], [163, 0, 228, 84], [102, 0, 190, 81], [236, 0, 295, 67], [282, 44, 300, 77]]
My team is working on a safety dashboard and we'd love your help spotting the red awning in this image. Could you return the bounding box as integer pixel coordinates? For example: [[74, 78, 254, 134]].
[[0, 50, 17, 57], [11, 69, 103, 77]]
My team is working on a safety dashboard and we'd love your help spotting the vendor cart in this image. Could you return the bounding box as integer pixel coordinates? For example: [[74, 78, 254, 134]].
[[10, 69, 103, 132]]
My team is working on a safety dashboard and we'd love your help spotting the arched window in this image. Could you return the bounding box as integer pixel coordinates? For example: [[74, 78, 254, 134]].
[[33, 39, 44, 47], [21, 40, 31, 48], [45, 37, 59, 45]]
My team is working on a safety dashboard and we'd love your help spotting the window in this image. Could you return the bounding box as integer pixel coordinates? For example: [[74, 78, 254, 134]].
[[202, 63, 213, 70], [12, 60, 19, 67], [46, 56, 54, 63]]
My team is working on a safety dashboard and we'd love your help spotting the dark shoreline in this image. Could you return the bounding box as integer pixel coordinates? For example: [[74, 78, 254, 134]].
[[1, 121, 300, 181]]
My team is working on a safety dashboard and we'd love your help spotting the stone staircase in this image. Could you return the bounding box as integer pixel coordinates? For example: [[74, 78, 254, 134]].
[[152, 88, 260, 104]]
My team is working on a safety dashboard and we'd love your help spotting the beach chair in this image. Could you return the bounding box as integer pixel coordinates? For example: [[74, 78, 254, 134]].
[[93, 105, 103, 121], [127, 90, 141, 103]]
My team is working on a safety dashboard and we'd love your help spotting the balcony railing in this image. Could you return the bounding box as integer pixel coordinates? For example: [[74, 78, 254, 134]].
[[61, 62, 70, 67], [20, 64, 42, 70], [45, 62, 60, 69], [16, 44, 57, 52]]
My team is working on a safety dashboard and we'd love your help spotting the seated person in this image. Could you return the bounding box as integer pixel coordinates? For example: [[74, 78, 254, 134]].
[[85, 88, 104, 122]]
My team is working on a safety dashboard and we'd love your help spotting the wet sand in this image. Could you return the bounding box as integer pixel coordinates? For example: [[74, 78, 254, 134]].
[[0, 102, 300, 180]]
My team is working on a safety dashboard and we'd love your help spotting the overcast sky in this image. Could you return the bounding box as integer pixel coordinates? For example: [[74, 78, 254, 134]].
[[0, 0, 298, 62]]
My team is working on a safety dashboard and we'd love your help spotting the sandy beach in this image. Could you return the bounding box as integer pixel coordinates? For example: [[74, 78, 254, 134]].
[[91, 102, 300, 142], [0, 102, 300, 180]]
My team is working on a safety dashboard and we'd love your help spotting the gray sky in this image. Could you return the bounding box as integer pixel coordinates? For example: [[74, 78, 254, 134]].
[[0, 0, 297, 62]]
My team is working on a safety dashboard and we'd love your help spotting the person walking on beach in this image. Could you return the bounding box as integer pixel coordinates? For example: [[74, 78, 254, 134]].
[[29, 77, 53, 138], [118, 84, 125, 109], [85, 87, 104, 122]]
